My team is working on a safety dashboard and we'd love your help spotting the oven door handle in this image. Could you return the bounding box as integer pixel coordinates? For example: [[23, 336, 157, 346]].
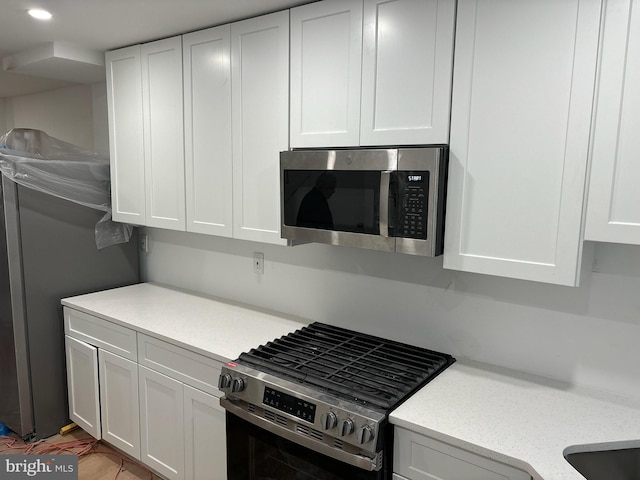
[[221, 397, 381, 472]]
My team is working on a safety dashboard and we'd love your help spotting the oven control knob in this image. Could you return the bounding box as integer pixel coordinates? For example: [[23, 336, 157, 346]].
[[231, 377, 246, 393], [338, 418, 354, 437], [320, 412, 338, 430], [356, 425, 374, 445], [218, 374, 232, 390]]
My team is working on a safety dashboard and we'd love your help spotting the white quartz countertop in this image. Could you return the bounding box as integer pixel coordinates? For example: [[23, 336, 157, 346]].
[[390, 360, 640, 480], [63, 283, 640, 479], [61, 282, 308, 363]]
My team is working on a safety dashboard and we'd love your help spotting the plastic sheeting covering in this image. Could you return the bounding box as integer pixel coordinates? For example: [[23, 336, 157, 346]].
[[0, 128, 133, 249]]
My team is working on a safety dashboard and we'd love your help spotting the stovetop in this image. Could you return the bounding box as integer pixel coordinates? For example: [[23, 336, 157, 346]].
[[235, 322, 455, 411]]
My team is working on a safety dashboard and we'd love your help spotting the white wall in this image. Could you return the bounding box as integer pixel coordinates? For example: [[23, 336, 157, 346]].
[[141, 228, 640, 401], [4, 84, 95, 149], [90, 83, 109, 156], [9, 83, 639, 403], [0, 98, 7, 137]]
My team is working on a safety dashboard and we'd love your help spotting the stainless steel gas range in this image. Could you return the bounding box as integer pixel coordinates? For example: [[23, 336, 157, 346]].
[[218, 322, 454, 480]]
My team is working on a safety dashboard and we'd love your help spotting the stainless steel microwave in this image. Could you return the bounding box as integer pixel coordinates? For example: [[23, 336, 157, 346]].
[[280, 147, 448, 256]]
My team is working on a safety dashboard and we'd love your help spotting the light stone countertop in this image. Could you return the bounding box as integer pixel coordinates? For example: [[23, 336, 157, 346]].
[[62, 283, 640, 479], [390, 360, 640, 480], [61, 282, 308, 363]]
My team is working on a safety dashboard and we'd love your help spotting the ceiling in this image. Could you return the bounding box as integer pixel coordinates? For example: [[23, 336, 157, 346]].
[[0, 0, 313, 98]]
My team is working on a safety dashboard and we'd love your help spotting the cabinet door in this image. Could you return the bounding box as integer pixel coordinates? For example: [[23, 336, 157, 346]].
[[444, 0, 601, 286], [183, 25, 233, 237], [99, 349, 140, 460], [290, 0, 363, 148], [106, 45, 146, 225], [65, 336, 101, 439], [141, 36, 186, 231], [231, 11, 289, 245], [394, 428, 531, 480], [360, 0, 455, 146], [584, 0, 640, 244], [184, 385, 226, 480], [139, 365, 184, 480]]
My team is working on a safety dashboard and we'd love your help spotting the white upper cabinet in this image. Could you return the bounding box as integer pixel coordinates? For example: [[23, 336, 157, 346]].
[[183, 25, 233, 237], [231, 11, 289, 245], [106, 45, 146, 225], [360, 0, 455, 146], [584, 0, 640, 245], [290, 0, 455, 148], [108, 14, 287, 245], [444, 0, 602, 286], [106, 37, 185, 230], [141, 37, 186, 230], [290, 0, 363, 147]]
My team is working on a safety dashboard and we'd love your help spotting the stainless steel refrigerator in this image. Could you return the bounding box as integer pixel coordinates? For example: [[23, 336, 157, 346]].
[[0, 175, 139, 440]]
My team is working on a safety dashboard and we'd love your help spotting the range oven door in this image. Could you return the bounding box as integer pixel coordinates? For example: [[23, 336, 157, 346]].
[[226, 412, 389, 480]]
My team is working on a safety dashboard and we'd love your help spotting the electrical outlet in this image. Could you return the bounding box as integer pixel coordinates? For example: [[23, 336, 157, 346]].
[[253, 252, 264, 274]]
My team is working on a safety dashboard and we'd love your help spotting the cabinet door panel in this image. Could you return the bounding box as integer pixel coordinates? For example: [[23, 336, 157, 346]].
[[585, 0, 640, 244], [106, 45, 145, 224], [231, 11, 289, 245], [139, 365, 184, 480], [183, 25, 233, 237], [65, 336, 100, 439], [184, 385, 226, 480], [444, 0, 601, 286], [394, 428, 530, 480], [290, 0, 363, 147], [360, 0, 455, 146], [141, 36, 186, 230], [99, 349, 140, 460]]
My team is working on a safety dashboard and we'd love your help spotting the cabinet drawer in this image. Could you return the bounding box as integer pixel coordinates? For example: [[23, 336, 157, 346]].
[[394, 428, 530, 480], [137, 334, 223, 397], [64, 308, 136, 361]]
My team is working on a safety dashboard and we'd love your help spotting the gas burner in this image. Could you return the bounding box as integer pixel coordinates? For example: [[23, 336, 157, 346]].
[[236, 322, 454, 410]]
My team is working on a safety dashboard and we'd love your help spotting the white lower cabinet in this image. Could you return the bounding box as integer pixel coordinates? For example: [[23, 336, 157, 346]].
[[65, 335, 101, 440], [139, 365, 185, 480], [137, 333, 226, 480], [184, 385, 227, 480], [139, 366, 227, 480], [394, 428, 530, 480], [99, 349, 140, 459], [64, 308, 227, 479], [64, 308, 140, 461]]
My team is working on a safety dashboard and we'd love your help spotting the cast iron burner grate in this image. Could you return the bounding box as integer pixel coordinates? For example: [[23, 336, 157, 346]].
[[237, 322, 455, 411]]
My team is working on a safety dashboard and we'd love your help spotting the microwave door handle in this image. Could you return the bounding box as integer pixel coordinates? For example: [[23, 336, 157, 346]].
[[380, 171, 391, 237]]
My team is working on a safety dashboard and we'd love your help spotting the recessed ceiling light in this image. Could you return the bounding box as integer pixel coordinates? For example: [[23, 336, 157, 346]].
[[27, 8, 52, 20]]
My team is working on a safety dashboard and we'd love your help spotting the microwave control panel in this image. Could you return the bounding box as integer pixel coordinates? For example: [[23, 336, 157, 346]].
[[396, 171, 429, 239]]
